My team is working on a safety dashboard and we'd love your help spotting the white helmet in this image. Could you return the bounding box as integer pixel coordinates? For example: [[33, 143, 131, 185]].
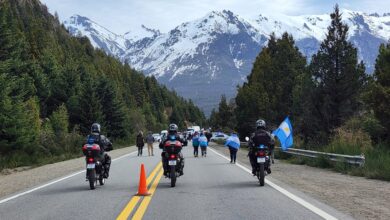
[[168, 123, 178, 132], [256, 119, 266, 129]]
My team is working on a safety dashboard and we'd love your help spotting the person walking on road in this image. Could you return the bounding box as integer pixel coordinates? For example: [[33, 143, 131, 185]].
[[136, 131, 145, 156], [146, 131, 155, 156], [192, 131, 200, 157], [199, 133, 208, 157], [205, 130, 212, 143], [225, 132, 240, 164]]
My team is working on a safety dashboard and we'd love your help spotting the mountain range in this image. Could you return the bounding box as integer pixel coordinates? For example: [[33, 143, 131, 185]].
[[63, 10, 390, 115]]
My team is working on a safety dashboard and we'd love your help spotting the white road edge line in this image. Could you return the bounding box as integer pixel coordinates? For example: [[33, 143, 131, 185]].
[[209, 147, 338, 220], [0, 150, 138, 204]]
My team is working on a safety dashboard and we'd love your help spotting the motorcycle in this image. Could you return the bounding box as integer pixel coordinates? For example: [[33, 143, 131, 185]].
[[163, 139, 184, 187], [82, 144, 106, 190], [254, 144, 270, 186]]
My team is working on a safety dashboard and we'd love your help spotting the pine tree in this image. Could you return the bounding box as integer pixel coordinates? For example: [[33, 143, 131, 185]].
[[0, 0, 206, 164], [308, 5, 367, 139], [235, 33, 306, 136], [50, 104, 69, 137], [97, 77, 126, 139], [367, 42, 390, 141], [78, 76, 103, 135]]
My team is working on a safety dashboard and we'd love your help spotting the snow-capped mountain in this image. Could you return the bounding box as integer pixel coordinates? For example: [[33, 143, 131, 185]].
[[250, 9, 390, 70], [64, 10, 390, 114], [64, 15, 126, 56]]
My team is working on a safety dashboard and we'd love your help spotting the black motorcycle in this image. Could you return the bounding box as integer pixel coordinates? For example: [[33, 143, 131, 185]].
[[82, 144, 106, 190], [163, 139, 184, 187], [254, 144, 270, 186]]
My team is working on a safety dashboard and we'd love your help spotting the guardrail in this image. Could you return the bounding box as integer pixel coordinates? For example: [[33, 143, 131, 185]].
[[240, 142, 365, 167]]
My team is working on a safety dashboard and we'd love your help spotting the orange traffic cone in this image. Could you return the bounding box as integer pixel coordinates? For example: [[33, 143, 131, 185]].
[[136, 163, 151, 196]]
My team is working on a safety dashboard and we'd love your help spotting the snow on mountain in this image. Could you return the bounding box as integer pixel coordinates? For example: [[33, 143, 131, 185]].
[[64, 15, 126, 56], [118, 10, 267, 113], [251, 9, 390, 42], [250, 9, 390, 70], [123, 25, 160, 44], [63, 10, 390, 114], [124, 10, 263, 79]]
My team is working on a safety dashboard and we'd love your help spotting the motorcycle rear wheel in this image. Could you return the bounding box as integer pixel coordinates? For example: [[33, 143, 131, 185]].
[[170, 166, 176, 187], [258, 164, 265, 186], [88, 169, 97, 190]]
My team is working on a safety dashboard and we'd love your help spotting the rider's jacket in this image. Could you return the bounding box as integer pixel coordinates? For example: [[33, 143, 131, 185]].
[[86, 132, 112, 153], [159, 133, 184, 149], [249, 129, 275, 151]]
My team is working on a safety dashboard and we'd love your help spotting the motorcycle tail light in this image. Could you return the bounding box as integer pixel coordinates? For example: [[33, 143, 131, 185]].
[[88, 158, 94, 163], [258, 151, 265, 157], [170, 154, 176, 159]]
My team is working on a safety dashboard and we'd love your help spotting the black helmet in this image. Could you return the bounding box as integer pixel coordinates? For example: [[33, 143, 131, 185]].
[[168, 123, 178, 133], [256, 119, 266, 129], [91, 123, 101, 133]]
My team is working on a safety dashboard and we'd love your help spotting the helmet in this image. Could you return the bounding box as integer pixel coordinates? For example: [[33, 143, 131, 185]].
[[91, 123, 101, 133], [256, 119, 266, 129], [168, 123, 178, 133]]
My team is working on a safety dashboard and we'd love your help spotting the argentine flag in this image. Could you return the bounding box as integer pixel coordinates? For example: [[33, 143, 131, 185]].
[[273, 117, 293, 151]]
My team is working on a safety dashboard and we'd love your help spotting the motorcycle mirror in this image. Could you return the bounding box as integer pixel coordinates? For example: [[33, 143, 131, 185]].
[[245, 137, 249, 142]]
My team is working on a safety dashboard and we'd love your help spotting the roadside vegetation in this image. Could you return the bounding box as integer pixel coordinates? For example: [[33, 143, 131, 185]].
[[209, 5, 390, 181], [0, 0, 205, 171]]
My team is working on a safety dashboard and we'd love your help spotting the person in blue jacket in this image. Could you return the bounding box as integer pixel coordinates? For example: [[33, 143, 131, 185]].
[[192, 131, 200, 157], [225, 132, 240, 164], [199, 133, 208, 157]]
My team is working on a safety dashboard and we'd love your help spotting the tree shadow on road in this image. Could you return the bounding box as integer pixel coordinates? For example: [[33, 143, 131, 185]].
[[36, 185, 90, 195], [206, 181, 266, 189]]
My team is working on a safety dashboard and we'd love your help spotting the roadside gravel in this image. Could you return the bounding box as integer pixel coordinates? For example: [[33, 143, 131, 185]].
[[0, 146, 137, 199], [211, 143, 390, 220]]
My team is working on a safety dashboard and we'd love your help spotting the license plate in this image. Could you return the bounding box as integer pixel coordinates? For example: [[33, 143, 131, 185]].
[[87, 163, 95, 169], [257, 157, 265, 163], [168, 160, 177, 165]]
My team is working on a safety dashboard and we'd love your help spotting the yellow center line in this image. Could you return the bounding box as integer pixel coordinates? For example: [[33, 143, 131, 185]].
[[132, 168, 164, 220], [116, 162, 162, 220]]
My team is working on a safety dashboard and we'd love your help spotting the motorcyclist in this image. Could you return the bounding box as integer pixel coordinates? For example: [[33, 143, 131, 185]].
[[85, 123, 113, 178], [248, 119, 274, 175], [159, 123, 185, 177]]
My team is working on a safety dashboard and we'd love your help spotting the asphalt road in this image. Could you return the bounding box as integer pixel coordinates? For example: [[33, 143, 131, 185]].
[[0, 144, 352, 220]]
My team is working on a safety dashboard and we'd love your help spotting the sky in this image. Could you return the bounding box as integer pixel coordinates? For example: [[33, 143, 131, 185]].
[[40, 0, 390, 34]]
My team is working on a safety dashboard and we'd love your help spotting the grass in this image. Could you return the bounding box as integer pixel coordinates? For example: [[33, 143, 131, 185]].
[[279, 128, 390, 181], [0, 138, 134, 172]]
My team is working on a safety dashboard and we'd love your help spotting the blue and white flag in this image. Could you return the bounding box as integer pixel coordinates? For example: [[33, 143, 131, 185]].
[[224, 134, 240, 150], [273, 117, 293, 151]]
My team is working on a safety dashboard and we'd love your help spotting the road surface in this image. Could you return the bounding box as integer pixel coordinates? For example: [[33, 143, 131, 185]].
[[0, 144, 352, 220]]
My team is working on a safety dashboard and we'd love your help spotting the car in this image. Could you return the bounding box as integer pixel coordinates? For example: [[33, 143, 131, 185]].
[[210, 133, 229, 142], [152, 133, 161, 142]]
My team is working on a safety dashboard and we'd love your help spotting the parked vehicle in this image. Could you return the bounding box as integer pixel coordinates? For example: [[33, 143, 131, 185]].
[[82, 143, 106, 190], [210, 133, 229, 142], [163, 139, 184, 187], [152, 133, 161, 142], [187, 126, 200, 136]]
